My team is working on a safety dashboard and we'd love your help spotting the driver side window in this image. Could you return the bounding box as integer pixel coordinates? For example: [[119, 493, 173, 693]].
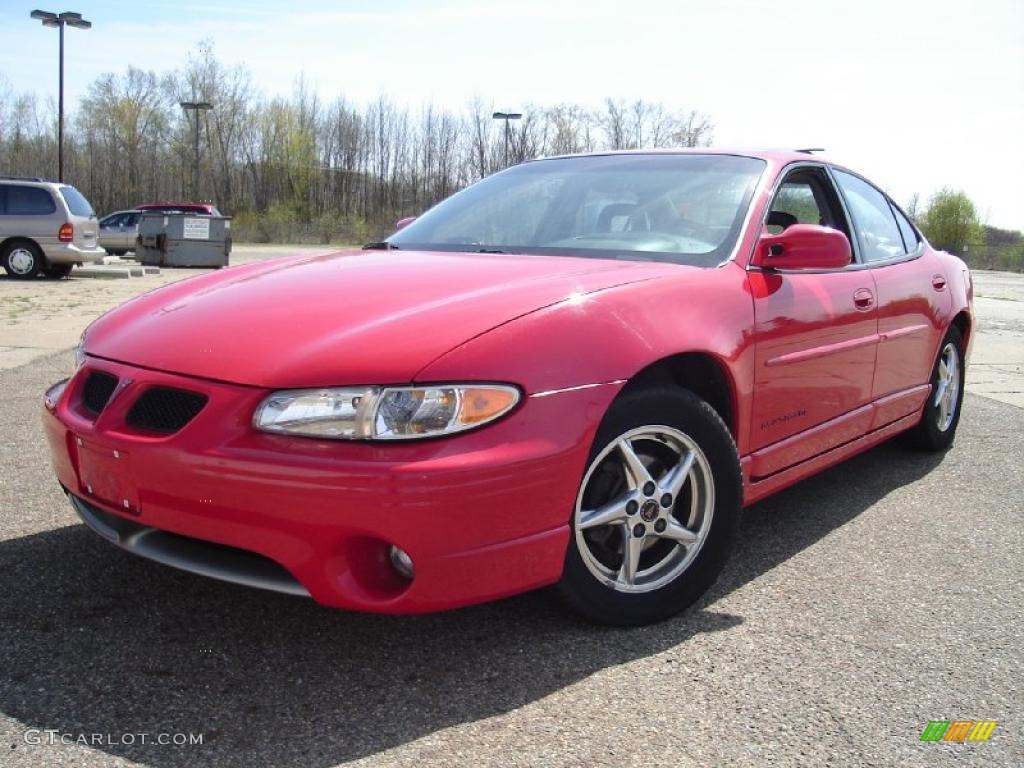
[[771, 182, 821, 231], [766, 167, 853, 252]]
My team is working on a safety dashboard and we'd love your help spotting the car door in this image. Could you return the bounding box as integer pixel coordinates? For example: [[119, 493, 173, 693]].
[[122, 212, 140, 250], [114, 213, 133, 248], [99, 213, 122, 248], [831, 169, 949, 429], [0, 185, 7, 238], [3, 184, 61, 245], [748, 164, 879, 478]]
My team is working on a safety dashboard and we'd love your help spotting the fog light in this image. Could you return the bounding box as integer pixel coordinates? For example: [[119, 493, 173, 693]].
[[389, 545, 414, 580]]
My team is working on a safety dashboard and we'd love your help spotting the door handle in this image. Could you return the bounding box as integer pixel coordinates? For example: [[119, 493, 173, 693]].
[[932, 274, 947, 291], [853, 288, 874, 311]]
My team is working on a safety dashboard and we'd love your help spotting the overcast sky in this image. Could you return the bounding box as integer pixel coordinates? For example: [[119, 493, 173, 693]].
[[2, 0, 1022, 229]]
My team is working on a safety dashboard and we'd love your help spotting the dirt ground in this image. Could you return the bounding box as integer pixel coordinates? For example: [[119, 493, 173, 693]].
[[1, 250, 1021, 408]]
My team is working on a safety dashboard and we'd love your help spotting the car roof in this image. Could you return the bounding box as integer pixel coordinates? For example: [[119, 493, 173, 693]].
[[0, 177, 67, 188], [136, 201, 215, 208], [534, 147, 837, 166]]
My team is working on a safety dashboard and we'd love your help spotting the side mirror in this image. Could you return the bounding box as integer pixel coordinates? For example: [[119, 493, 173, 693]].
[[395, 216, 416, 231], [751, 224, 851, 270]]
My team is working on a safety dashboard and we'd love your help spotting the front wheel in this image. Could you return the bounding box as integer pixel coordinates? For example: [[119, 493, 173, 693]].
[[905, 326, 965, 452], [558, 387, 741, 626]]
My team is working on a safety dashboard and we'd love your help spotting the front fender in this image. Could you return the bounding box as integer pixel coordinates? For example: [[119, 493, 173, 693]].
[[415, 261, 758, 454]]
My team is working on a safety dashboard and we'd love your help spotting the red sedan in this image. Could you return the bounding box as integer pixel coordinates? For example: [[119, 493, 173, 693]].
[[42, 150, 972, 625]]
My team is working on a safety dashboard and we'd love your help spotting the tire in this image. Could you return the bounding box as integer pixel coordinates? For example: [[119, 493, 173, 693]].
[[558, 387, 742, 626], [43, 262, 73, 279], [905, 326, 965, 452], [1, 240, 42, 279]]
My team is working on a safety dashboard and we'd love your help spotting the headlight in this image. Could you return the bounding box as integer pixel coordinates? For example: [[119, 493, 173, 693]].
[[253, 384, 520, 440], [74, 341, 86, 370]]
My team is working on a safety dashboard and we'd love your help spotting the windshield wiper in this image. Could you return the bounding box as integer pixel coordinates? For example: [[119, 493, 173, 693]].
[[362, 241, 399, 250], [474, 247, 509, 254]]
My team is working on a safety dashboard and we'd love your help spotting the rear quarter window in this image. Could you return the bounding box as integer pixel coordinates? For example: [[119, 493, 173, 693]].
[[59, 186, 96, 217], [891, 204, 920, 253], [2, 185, 57, 215]]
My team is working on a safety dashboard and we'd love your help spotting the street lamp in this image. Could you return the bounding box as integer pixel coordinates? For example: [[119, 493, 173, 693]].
[[30, 10, 92, 182], [179, 100, 213, 201], [492, 111, 522, 168]]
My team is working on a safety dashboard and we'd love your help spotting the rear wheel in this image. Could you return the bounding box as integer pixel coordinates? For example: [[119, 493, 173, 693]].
[[558, 387, 741, 626], [906, 326, 965, 451], [2, 241, 42, 279]]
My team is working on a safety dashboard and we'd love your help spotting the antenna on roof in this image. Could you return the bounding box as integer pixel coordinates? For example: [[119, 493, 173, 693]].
[[795, 147, 826, 154]]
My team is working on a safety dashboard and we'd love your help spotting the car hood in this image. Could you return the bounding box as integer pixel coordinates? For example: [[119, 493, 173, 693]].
[[83, 249, 674, 388]]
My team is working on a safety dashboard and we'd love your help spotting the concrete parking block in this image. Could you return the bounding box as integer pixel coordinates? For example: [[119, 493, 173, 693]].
[[72, 267, 133, 279]]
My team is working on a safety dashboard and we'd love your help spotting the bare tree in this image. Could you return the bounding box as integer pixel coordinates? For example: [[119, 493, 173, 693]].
[[0, 52, 722, 243]]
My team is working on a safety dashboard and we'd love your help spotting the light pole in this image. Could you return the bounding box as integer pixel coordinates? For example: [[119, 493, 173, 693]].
[[30, 10, 92, 182], [492, 111, 522, 168], [179, 100, 213, 200]]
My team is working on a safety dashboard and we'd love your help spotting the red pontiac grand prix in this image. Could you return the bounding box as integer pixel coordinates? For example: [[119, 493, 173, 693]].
[[43, 150, 972, 625]]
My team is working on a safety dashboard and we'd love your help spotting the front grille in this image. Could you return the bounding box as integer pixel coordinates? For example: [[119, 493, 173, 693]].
[[126, 387, 208, 433], [81, 371, 118, 415]]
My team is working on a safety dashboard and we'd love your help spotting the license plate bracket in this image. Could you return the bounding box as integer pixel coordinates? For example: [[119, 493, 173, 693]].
[[77, 437, 140, 515]]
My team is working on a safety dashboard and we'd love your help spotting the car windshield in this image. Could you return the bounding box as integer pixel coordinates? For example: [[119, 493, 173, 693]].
[[60, 186, 95, 217], [388, 154, 765, 266]]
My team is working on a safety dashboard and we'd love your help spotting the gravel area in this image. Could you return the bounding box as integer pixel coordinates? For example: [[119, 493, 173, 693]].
[[0, 244, 338, 372]]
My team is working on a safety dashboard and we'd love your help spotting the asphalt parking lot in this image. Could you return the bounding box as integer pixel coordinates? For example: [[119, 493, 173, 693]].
[[1, 253, 1021, 767]]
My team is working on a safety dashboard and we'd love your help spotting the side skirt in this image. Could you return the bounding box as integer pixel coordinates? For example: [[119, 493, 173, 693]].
[[740, 409, 922, 507]]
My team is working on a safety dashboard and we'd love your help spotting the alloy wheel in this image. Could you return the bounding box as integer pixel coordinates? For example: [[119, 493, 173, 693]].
[[574, 425, 715, 593], [933, 341, 960, 432]]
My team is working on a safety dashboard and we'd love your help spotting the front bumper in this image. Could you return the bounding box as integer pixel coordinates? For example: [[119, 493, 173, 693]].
[[44, 359, 618, 613]]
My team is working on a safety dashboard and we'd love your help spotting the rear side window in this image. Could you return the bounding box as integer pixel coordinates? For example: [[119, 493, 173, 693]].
[[2, 185, 57, 215], [832, 170, 905, 263], [60, 186, 96, 217], [891, 204, 919, 253]]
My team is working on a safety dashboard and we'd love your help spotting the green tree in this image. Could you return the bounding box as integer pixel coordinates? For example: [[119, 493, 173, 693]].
[[918, 188, 982, 255]]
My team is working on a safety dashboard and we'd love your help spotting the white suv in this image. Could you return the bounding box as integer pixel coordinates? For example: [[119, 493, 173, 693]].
[[0, 177, 105, 279]]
